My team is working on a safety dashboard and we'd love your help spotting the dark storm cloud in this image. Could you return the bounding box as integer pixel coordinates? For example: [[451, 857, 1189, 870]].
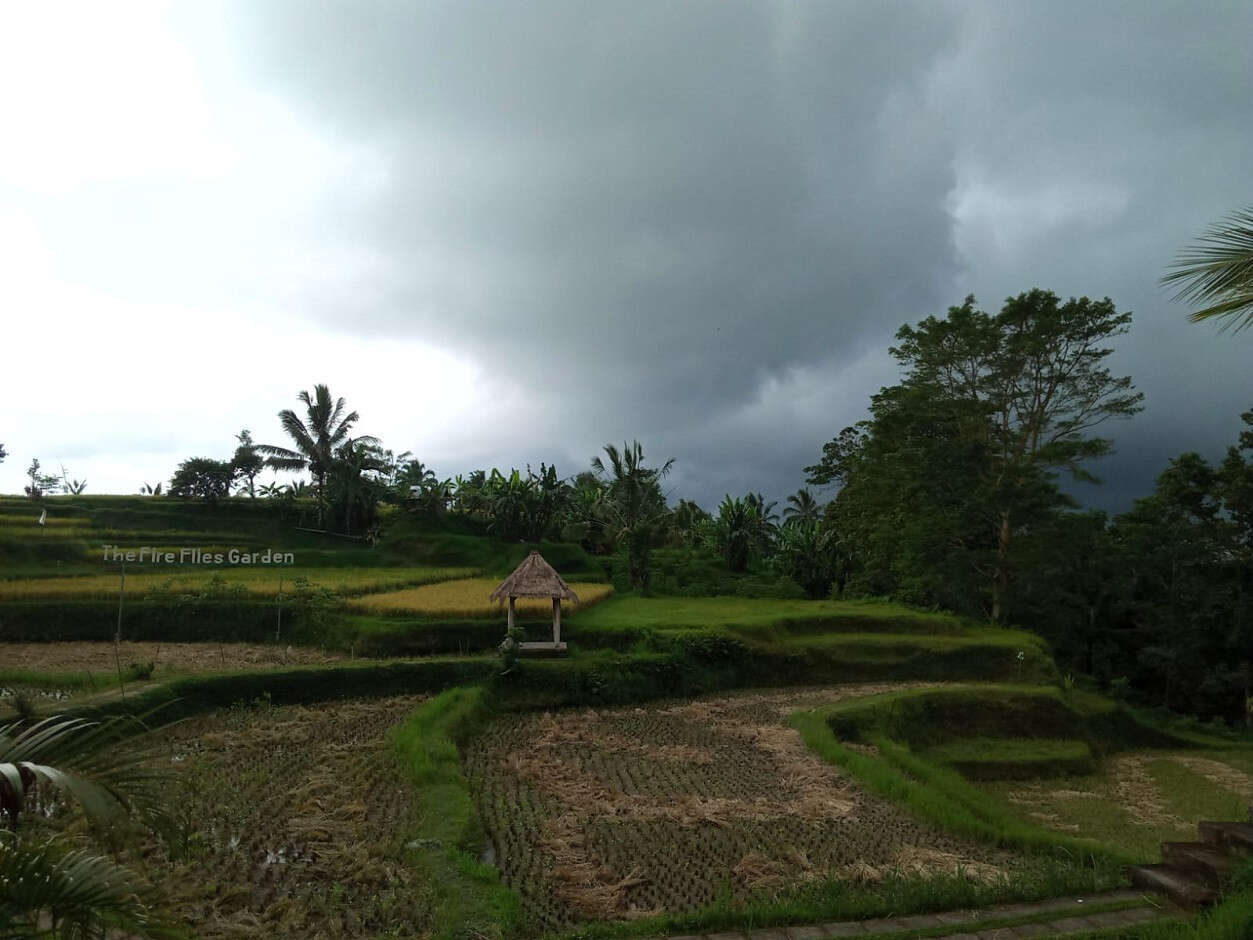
[[225, 3, 961, 446], [221, 0, 1252, 510], [937, 1, 1253, 512]]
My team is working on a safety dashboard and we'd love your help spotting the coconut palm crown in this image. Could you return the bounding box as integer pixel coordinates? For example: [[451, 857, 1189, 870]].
[[257, 385, 377, 500], [1162, 206, 1253, 333]]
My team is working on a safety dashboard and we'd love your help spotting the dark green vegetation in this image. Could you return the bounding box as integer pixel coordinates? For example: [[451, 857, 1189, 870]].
[[806, 293, 1253, 725]]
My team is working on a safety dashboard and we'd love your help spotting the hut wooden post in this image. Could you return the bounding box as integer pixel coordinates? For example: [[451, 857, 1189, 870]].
[[553, 597, 561, 645], [507, 596, 516, 632]]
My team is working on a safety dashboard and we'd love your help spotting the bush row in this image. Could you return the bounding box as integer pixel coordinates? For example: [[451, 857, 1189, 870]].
[[70, 657, 497, 723]]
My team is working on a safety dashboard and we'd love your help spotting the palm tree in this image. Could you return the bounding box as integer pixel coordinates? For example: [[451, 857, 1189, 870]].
[[783, 488, 822, 528], [591, 441, 674, 589], [328, 439, 389, 536], [258, 385, 376, 522], [1, 714, 168, 936], [1162, 206, 1253, 333], [715, 495, 753, 572]]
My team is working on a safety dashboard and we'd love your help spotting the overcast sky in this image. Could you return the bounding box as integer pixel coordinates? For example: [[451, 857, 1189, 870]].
[[2, 1, 1250, 513]]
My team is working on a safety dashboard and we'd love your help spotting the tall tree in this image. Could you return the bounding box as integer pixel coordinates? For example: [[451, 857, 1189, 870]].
[[258, 385, 375, 523], [23, 459, 59, 501], [168, 457, 234, 502], [1162, 206, 1253, 333], [812, 291, 1143, 621], [231, 430, 264, 499]]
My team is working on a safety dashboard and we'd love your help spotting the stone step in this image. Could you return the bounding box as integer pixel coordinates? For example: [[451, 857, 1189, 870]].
[[1161, 842, 1234, 885], [1198, 820, 1253, 852], [1126, 863, 1220, 908]]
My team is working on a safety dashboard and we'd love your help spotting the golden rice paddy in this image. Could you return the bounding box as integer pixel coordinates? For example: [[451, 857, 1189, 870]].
[[348, 577, 613, 617], [0, 566, 477, 600]]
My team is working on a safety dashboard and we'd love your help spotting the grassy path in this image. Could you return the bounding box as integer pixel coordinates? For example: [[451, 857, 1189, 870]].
[[643, 889, 1176, 939]]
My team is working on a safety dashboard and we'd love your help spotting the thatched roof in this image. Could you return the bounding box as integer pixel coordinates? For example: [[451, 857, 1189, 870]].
[[490, 551, 579, 602]]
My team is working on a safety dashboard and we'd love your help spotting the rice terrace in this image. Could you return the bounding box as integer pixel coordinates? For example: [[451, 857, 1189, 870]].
[[6, 6, 1253, 937], [4, 453, 1253, 940]]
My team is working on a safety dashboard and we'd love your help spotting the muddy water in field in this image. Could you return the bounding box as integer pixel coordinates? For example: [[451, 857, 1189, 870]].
[[463, 683, 1015, 929]]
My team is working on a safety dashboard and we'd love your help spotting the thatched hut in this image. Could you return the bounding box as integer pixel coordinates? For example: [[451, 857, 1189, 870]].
[[490, 551, 578, 652]]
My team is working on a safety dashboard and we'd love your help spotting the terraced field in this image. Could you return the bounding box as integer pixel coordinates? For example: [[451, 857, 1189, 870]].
[[464, 684, 1017, 929], [133, 696, 433, 938], [0, 565, 476, 599], [985, 748, 1253, 858]]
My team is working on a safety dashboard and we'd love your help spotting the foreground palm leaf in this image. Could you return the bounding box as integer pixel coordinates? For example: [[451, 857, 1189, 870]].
[[0, 715, 168, 831], [0, 832, 152, 938], [1162, 206, 1253, 333]]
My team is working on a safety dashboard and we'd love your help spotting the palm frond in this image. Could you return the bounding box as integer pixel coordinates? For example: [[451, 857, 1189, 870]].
[[1162, 206, 1253, 333], [1, 833, 154, 938], [1, 714, 170, 830], [277, 411, 317, 455]]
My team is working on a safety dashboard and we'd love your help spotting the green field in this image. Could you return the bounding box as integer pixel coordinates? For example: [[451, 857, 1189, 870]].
[[3, 495, 1250, 938]]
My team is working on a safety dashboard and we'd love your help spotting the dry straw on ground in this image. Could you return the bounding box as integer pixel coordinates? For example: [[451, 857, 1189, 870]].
[[468, 682, 1008, 927], [1169, 755, 1253, 795]]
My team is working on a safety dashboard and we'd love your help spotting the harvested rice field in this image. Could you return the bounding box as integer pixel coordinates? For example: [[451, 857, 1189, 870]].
[[463, 684, 1016, 929], [348, 576, 613, 617], [984, 748, 1253, 858], [133, 696, 432, 938]]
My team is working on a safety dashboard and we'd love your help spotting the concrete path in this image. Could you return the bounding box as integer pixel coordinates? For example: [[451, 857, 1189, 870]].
[[651, 890, 1176, 939]]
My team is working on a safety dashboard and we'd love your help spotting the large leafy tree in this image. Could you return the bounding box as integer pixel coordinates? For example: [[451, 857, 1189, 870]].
[[811, 290, 1143, 621], [258, 385, 375, 523], [1110, 450, 1251, 717], [591, 441, 673, 590], [168, 457, 234, 502], [1162, 206, 1253, 333]]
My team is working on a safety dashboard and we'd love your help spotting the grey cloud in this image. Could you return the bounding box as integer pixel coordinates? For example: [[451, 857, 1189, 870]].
[[119, 0, 1253, 511], [224, 0, 964, 437]]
